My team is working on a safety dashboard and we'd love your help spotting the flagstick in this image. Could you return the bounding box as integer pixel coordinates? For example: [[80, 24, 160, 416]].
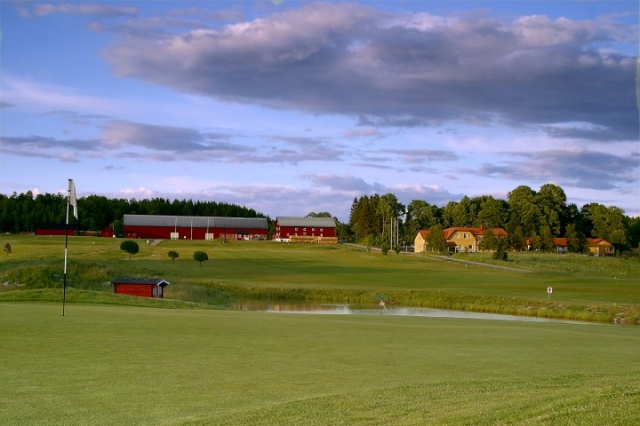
[[63, 186, 70, 317]]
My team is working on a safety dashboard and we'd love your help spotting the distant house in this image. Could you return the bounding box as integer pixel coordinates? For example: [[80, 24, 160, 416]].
[[526, 237, 569, 254], [414, 226, 508, 253], [587, 238, 615, 256], [524, 237, 614, 256], [274, 216, 337, 244], [111, 278, 170, 298]]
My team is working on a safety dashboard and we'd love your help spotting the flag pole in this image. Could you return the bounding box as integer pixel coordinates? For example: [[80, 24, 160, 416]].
[[63, 181, 70, 316], [63, 178, 77, 316]]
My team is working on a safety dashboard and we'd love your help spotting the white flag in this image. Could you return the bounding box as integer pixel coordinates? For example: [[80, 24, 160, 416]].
[[69, 179, 78, 220]]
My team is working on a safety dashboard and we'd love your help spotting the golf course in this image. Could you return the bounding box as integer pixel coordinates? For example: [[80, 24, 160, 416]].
[[1, 235, 639, 425]]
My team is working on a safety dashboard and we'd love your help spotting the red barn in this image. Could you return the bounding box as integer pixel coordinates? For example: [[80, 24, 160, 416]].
[[111, 278, 170, 298], [273, 216, 337, 242], [123, 214, 269, 240]]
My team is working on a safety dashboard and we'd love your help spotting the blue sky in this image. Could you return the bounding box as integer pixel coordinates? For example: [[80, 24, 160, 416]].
[[1, 0, 638, 221]]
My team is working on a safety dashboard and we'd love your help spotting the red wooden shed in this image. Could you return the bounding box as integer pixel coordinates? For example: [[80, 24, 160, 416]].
[[111, 278, 170, 298]]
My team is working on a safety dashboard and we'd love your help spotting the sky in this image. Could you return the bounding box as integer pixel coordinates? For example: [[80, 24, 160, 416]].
[[1, 0, 638, 222]]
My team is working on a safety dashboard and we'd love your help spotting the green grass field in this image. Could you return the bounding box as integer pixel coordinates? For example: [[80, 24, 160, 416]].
[[1, 235, 640, 424], [2, 303, 639, 425]]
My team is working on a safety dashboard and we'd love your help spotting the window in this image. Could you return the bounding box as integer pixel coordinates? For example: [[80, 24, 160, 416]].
[[295, 228, 298, 231], [303, 228, 307, 231], [464, 233, 468, 239], [312, 228, 315, 231], [320, 228, 323, 232]]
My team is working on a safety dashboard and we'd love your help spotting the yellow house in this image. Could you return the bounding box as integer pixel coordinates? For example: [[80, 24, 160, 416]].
[[414, 230, 428, 253], [414, 226, 508, 253], [587, 238, 615, 256]]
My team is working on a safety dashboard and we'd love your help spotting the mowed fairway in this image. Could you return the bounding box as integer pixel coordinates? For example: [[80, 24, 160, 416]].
[[2, 303, 639, 425]]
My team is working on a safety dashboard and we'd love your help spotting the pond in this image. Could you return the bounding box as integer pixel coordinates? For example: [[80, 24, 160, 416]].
[[232, 301, 594, 325]]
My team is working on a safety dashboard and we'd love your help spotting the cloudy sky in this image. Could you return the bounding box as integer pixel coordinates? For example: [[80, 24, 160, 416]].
[[1, 0, 638, 221]]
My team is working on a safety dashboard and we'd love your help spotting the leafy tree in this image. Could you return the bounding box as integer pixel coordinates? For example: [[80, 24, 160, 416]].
[[476, 196, 508, 229], [334, 217, 351, 241], [4, 242, 11, 255], [583, 203, 628, 251], [507, 185, 541, 237], [306, 212, 332, 218], [193, 251, 209, 266], [426, 224, 448, 253], [479, 230, 496, 251], [380, 242, 390, 255], [508, 226, 526, 251], [168, 251, 179, 261], [406, 200, 440, 240], [536, 183, 567, 237], [565, 223, 581, 253], [628, 216, 640, 249], [120, 240, 139, 260], [492, 238, 508, 261]]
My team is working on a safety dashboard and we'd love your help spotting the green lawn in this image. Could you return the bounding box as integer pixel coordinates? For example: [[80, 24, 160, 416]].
[[1, 303, 639, 425]]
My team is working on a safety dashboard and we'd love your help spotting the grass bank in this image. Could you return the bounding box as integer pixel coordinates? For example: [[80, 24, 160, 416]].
[[1, 235, 639, 324]]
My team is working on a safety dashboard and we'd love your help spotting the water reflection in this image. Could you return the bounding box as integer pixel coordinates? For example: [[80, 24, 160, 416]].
[[233, 301, 592, 324]]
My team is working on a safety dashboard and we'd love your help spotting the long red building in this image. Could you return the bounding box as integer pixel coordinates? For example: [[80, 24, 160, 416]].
[[123, 214, 269, 240]]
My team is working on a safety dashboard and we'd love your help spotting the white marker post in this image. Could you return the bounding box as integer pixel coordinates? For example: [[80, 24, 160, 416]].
[[547, 286, 553, 301]]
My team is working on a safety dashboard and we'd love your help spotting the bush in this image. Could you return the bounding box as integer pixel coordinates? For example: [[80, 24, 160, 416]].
[[193, 251, 209, 266], [492, 250, 508, 261], [168, 251, 179, 261], [119, 240, 139, 260]]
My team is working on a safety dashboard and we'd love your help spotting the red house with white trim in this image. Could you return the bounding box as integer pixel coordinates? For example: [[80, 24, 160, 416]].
[[273, 216, 336, 241], [111, 278, 170, 298]]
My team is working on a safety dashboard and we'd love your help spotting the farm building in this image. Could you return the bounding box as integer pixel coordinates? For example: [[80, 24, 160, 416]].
[[274, 216, 337, 244], [415, 226, 508, 253], [122, 214, 269, 240], [111, 278, 170, 298], [35, 224, 77, 236]]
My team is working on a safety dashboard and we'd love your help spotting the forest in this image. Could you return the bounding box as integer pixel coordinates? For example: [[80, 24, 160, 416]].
[[1, 183, 639, 253]]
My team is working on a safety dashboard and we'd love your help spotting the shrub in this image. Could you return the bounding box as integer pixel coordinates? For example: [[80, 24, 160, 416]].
[[119, 240, 139, 260], [193, 251, 209, 267]]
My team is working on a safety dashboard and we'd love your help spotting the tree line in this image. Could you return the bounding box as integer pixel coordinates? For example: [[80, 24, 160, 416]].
[[1, 183, 638, 253], [0, 192, 268, 235], [348, 184, 640, 253]]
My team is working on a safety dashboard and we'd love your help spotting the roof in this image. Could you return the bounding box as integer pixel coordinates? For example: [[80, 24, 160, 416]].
[[111, 278, 170, 286], [276, 216, 336, 228], [418, 227, 509, 240], [587, 238, 611, 247], [123, 214, 268, 229]]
